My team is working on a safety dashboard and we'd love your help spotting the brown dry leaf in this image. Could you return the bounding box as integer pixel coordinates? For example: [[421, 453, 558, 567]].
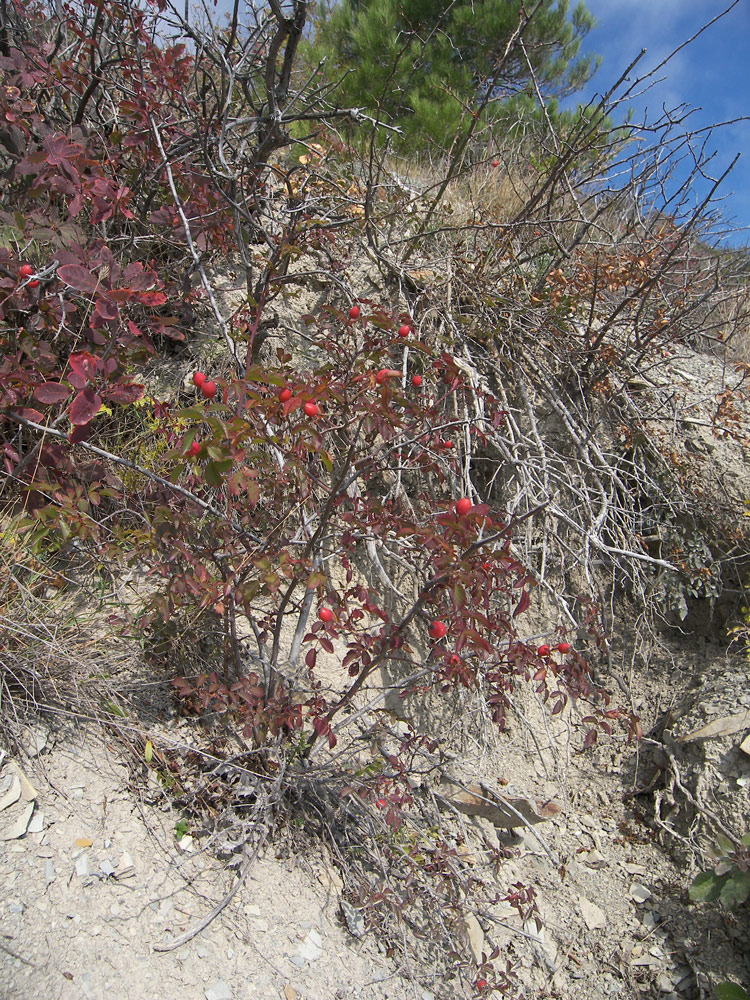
[[437, 781, 548, 828], [75, 837, 93, 848], [284, 985, 296, 1000], [676, 710, 750, 743], [13, 765, 38, 802], [537, 799, 561, 819]]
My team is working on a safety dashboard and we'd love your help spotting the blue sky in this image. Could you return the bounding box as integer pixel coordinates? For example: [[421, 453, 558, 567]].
[[198, 1, 749, 244], [572, 0, 750, 246]]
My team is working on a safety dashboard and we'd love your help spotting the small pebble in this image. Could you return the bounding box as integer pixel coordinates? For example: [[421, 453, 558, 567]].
[[205, 980, 232, 1000]]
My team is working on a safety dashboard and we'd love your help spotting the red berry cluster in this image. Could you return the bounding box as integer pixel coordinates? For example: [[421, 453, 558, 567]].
[[538, 642, 572, 656], [19, 263, 39, 288], [192, 371, 216, 398]]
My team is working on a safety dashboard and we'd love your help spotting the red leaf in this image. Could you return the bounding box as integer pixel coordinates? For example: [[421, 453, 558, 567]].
[[104, 383, 143, 404], [305, 649, 317, 670], [282, 397, 302, 417], [583, 729, 598, 748], [513, 588, 530, 617], [14, 407, 43, 422], [68, 352, 101, 381], [69, 422, 92, 444], [57, 264, 100, 294], [34, 381, 70, 404], [122, 263, 158, 290], [108, 288, 137, 303], [319, 637, 334, 654], [94, 297, 119, 321], [69, 387, 102, 425], [136, 291, 167, 307], [312, 716, 328, 736]]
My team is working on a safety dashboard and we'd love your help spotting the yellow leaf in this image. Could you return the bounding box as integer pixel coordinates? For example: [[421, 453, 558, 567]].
[[75, 837, 93, 847], [144, 739, 153, 763]]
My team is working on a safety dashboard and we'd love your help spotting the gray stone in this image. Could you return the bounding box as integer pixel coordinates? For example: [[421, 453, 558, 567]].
[[0, 802, 34, 841], [27, 810, 45, 834], [630, 883, 652, 903], [118, 851, 134, 871], [578, 896, 606, 930], [205, 981, 232, 1000], [0, 775, 21, 812], [294, 928, 323, 962]]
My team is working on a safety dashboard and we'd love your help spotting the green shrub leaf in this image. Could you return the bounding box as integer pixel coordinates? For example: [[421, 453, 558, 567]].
[[715, 983, 748, 1000], [688, 871, 723, 902], [718, 872, 750, 909]]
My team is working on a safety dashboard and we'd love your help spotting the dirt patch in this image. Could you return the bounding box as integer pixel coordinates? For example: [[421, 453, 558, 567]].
[[2, 627, 748, 1000], [0, 731, 428, 1000]]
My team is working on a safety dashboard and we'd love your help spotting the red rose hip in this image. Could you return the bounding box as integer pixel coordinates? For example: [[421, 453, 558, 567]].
[[411, 375, 422, 387], [201, 380, 217, 399], [537, 644, 551, 657], [348, 305, 360, 320], [19, 263, 39, 288], [397, 324, 410, 338], [304, 401, 319, 417], [429, 620, 448, 640], [188, 439, 201, 456], [319, 607, 334, 623], [556, 642, 571, 654], [193, 371, 206, 387], [455, 497, 472, 517], [279, 387, 292, 403]]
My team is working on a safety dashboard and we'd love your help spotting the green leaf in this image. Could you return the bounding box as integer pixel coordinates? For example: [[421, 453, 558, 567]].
[[688, 871, 723, 902], [244, 480, 260, 506], [715, 983, 748, 1000], [204, 459, 232, 487], [719, 872, 750, 909], [177, 406, 207, 420], [716, 834, 735, 855]]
